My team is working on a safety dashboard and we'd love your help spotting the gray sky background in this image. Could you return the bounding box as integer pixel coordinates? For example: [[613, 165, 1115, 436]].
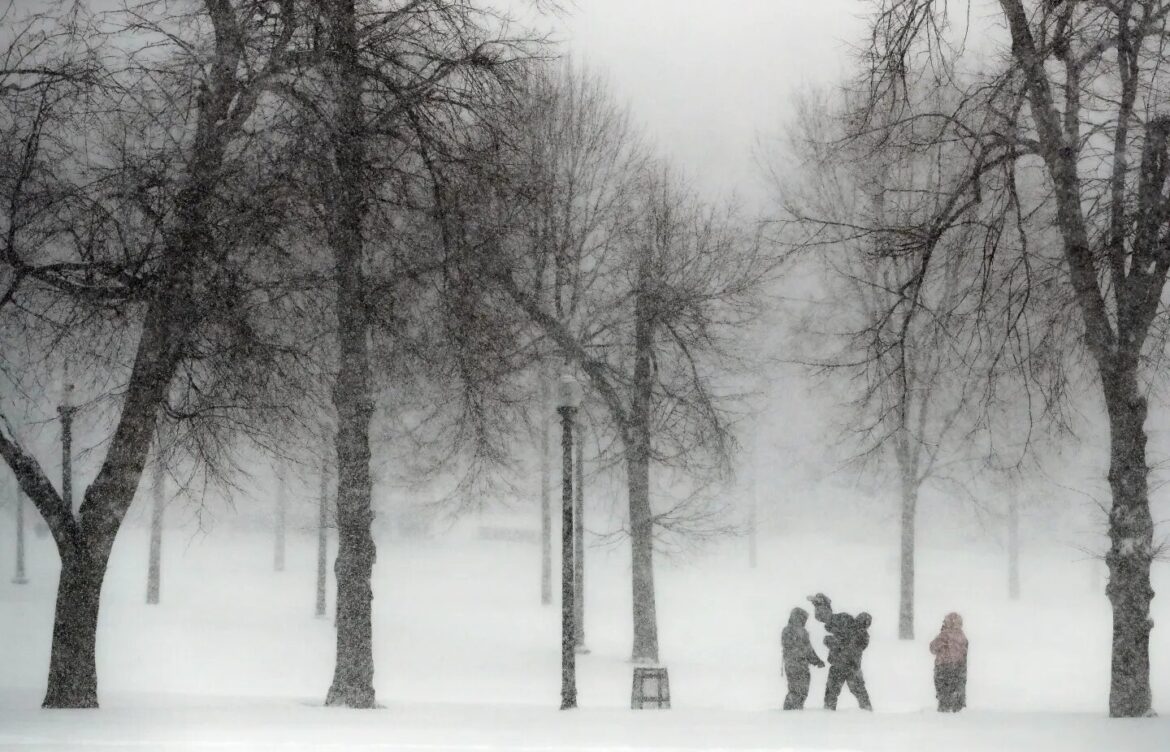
[[555, 1, 867, 203]]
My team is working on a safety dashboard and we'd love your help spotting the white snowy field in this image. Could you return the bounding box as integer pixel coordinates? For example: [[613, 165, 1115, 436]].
[[1, 515, 1169, 751]]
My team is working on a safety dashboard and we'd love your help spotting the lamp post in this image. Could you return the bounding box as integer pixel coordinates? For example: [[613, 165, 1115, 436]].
[[556, 372, 582, 710], [12, 485, 28, 585], [57, 380, 76, 516], [573, 419, 587, 653]]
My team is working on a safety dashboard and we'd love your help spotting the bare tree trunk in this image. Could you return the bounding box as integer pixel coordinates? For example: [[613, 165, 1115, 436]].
[[1103, 369, 1154, 718], [42, 547, 102, 708], [540, 379, 552, 606], [573, 420, 586, 651], [13, 486, 28, 584], [37, 298, 187, 707], [628, 251, 658, 664], [324, 0, 376, 709], [146, 460, 163, 605], [0, 0, 269, 709], [1008, 486, 1020, 600], [627, 444, 657, 664], [558, 406, 577, 709], [317, 458, 329, 618], [898, 473, 917, 640], [274, 469, 286, 573]]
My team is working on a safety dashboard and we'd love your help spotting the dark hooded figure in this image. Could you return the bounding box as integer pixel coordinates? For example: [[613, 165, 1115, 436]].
[[808, 593, 873, 711], [782, 607, 825, 709]]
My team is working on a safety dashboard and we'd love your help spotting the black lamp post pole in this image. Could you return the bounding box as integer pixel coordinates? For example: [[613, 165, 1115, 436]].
[[558, 402, 577, 710], [573, 421, 587, 652], [58, 389, 76, 516]]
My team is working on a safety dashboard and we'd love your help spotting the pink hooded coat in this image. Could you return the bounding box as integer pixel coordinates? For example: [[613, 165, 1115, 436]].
[[929, 612, 968, 666]]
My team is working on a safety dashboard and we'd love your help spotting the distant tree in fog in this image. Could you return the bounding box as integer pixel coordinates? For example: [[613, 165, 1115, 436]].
[[774, 86, 996, 640], [443, 65, 776, 662]]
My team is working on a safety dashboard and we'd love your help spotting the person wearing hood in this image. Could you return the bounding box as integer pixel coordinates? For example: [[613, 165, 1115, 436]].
[[929, 612, 968, 712], [809, 593, 873, 711], [781, 607, 825, 709]]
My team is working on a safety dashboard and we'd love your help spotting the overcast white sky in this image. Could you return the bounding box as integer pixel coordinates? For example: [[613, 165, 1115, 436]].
[[553, 1, 867, 203]]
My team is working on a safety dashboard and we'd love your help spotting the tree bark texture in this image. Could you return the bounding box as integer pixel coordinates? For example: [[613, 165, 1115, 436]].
[[559, 407, 577, 709], [1103, 368, 1154, 718], [42, 550, 103, 708], [324, 0, 377, 710]]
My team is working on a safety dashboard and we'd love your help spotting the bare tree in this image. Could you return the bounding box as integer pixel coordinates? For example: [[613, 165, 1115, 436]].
[[315, 0, 378, 708], [854, 0, 1170, 716], [0, 0, 314, 707], [474, 87, 773, 660], [776, 88, 985, 639], [271, 0, 541, 707]]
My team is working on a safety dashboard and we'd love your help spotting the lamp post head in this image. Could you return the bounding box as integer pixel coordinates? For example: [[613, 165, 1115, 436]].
[[556, 373, 582, 410]]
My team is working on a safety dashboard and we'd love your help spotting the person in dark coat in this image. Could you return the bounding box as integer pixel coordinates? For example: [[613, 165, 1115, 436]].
[[929, 612, 968, 712], [782, 607, 825, 709], [808, 593, 873, 711]]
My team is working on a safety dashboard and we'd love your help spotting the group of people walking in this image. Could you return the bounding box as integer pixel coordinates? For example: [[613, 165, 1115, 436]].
[[781, 593, 968, 713]]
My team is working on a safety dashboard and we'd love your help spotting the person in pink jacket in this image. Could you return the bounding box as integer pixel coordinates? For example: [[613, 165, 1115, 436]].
[[929, 612, 968, 712]]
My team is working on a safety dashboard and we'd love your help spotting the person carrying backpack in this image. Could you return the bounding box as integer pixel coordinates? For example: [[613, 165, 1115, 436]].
[[809, 593, 873, 711]]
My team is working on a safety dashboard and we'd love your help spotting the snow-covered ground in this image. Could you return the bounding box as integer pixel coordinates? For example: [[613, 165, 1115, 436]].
[[1, 514, 1168, 751]]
